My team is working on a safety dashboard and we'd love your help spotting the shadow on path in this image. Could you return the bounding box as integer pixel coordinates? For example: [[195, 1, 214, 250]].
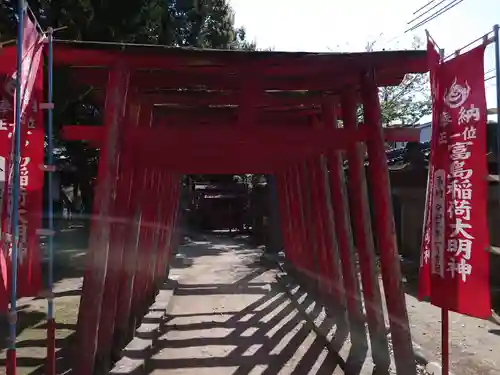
[[133, 234, 346, 374]]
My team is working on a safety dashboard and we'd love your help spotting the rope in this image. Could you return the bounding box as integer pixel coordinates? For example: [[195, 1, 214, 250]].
[[26, 4, 44, 36]]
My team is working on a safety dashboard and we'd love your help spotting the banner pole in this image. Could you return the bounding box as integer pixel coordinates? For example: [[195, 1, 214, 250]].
[[437, 46, 449, 375], [494, 24, 500, 206], [442, 308, 449, 375], [45, 26, 56, 375], [7, 1, 26, 374]]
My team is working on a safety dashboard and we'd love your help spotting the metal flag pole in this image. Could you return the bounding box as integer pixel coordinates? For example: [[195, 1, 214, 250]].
[[45, 26, 56, 375], [438, 46, 449, 375], [7, 0, 26, 374], [494, 24, 500, 206]]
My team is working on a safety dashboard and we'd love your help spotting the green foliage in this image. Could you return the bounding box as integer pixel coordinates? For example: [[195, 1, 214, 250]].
[[379, 73, 431, 126], [0, 0, 255, 205], [0, 0, 255, 49], [0, 0, 254, 136], [367, 37, 432, 127]]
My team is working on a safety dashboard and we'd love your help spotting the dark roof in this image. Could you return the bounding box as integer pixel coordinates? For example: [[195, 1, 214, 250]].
[[52, 38, 427, 70], [51, 39, 428, 95]]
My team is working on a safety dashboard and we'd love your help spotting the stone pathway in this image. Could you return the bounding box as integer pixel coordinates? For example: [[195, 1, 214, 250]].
[[146, 234, 344, 375]]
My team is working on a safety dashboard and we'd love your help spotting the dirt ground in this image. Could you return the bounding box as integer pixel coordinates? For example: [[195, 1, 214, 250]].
[[165, 234, 500, 375], [149, 233, 344, 374], [397, 261, 500, 375], [0, 221, 87, 375], [404, 290, 500, 375]]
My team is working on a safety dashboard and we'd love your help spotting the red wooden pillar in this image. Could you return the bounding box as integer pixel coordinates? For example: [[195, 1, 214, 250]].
[[144, 170, 165, 303], [146, 170, 164, 298], [361, 71, 416, 374], [283, 171, 297, 263], [308, 116, 345, 301], [280, 169, 298, 266], [160, 173, 176, 284], [111, 166, 139, 349], [284, 169, 301, 267], [306, 157, 331, 293], [119, 168, 144, 332], [114, 103, 153, 347], [322, 96, 366, 333], [131, 169, 154, 318], [152, 172, 171, 288], [96, 94, 141, 366], [284, 168, 300, 270], [290, 167, 305, 269], [129, 97, 158, 322], [339, 91, 390, 369], [294, 164, 317, 281], [291, 166, 309, 276], [275, 172, 295, 264], [75, 63, 130, 375], [128, 168, 150, 330], [167, 175, 182, 260], [164, 174, 179, 272], [316, 154, 346, 305], [138, 170, 158, 309], [159, 173, 180, 276]]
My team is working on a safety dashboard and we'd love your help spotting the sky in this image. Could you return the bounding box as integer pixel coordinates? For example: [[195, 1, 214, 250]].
[[229, 0, 499, 123]]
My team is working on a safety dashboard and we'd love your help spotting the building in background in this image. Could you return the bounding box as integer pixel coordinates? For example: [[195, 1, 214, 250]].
[[392, 122, 431, 149]]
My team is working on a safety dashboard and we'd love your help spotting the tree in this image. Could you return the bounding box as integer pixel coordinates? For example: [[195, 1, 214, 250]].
[[163, 0, 255, 50], [1, 1, 255, 48], [366, 37, 432, 127], [0, 0, 255, 213]]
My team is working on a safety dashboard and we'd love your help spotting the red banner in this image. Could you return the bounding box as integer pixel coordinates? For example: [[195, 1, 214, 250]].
[[0, 14, 45, 311], [418, 39, 442, 299], [419, 41, 490, 318]]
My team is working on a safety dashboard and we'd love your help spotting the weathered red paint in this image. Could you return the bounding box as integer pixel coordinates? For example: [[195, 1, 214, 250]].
[[297, 163, 319, 280], [113, 102, 153, 347], [61, 124, 421, 149], [114, 167, 147, 344], [362, 72, 416, 374], [75, 63, 130, 375], [339, 91, 390, 369], [150, 172, 169, 290], [285, 168, 304, 271], [306, 157, 330, 292], [96, 95, 141, 364], [51, 42, 427, 375], [68, 68, 419, 92], [142, 171, 164, 305], [275, 172, 294, 264], [309, 115, 345, 301]]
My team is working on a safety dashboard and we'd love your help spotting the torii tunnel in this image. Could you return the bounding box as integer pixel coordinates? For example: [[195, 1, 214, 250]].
[[55, 41, 427, 375]]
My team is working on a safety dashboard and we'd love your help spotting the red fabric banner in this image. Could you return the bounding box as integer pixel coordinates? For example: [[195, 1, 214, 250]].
[[419, 41, 490, 318], [418, 39, 442, 299], [0, 14, 45, 311]]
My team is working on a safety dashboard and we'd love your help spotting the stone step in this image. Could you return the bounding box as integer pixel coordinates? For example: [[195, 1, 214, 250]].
[[122, 336, 155, 359], [110, 357, 146, 375]]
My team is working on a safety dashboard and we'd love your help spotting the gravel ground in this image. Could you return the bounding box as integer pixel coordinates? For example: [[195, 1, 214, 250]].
[[369, 256, 500, 375], [0, 221, 86, 375], [4, 225, 498, 375], [404, 291, 500, 375]]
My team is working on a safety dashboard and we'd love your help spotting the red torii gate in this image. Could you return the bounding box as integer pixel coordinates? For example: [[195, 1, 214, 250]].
[[53, 41, 427, 374]]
